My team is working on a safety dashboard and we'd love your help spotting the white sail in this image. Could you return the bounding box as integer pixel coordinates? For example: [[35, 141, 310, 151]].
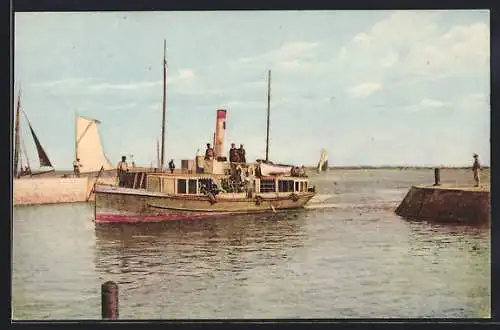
[[76, 115, 113, 173], [317, 149, 328, 172]]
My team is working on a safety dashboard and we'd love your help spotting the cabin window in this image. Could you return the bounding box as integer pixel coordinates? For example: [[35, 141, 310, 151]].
[[260, 179, 275, 193], [177, 179, 187, 194], [300, 182, 305, 192], [188, 179, 198, 194], [295, 181, 299, 192], [278, 180, 294, 192]]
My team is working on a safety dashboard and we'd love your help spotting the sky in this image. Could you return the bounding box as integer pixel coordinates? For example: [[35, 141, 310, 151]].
[[14, 10, 490, 169]]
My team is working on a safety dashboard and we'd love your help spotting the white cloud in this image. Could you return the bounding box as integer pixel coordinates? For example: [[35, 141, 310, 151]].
[[404, 98, 450, 112], [336, 11, 488, 85], [269, 41, 319, 58], [31, 77, 95, 88], [379, 51, 399, 68], [339, 11, 440, 61], [420, 98, 449, 108], [84, 103, 138, 111], [347, 82, 382, 98], [177, 69, 195, 80], [455, 92, 490, 111], [88, 80, 162, 91], [30, 68, 198, 95], [405, 93, 489, 113], [406, 22, 489, 77], [233, 41, 319, 68]]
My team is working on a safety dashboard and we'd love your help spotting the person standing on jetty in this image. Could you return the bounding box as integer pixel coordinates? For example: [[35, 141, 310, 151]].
[[472, 153, 481, 187], [117, 156, 129, 187], [168, 159, 175, 174], [73, 158, 82, 177]]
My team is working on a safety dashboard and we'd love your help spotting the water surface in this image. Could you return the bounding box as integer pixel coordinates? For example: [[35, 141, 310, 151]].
[[12, 169, 490, 319]]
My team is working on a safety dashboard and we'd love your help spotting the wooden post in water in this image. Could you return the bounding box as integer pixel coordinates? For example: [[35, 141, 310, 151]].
[[433, 168, 441, 186], [101, 281, 119, 320]]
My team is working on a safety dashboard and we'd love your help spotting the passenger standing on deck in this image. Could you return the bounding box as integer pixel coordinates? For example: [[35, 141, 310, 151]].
[[238, 144, 246, 163], [73, 158, 82, 177], [472, 153, 481, 187], [117, 156, 129, 187], [205, 143, 214, 160], [299, 165, 306, 177], [229, 143, 240, 163], [168, 159, 175, 174]]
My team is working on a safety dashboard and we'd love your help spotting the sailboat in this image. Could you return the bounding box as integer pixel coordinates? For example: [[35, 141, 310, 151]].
[[13, 90, 55, 178], [92, 43, 317, 224], [317, 149, 329, 173], [75, 114, 114, 174]]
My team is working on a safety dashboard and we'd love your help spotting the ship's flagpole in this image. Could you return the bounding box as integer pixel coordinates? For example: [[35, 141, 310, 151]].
[[13, 88, 22, 177]]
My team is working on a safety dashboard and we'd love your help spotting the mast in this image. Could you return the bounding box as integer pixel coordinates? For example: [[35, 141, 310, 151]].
[[160, 39, 167, 170], [13, 90, 21, 177], [265, 69, 271, 162], [156, 138, 160, 169], [74, 110, 78, 161]]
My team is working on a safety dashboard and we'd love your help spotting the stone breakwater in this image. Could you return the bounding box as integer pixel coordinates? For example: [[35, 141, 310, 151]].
[[13, 177, 116, 206], [395, 185, 490, 224]]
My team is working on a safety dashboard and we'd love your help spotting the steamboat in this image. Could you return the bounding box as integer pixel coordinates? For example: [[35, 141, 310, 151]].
[[93, 42, 317, 224]]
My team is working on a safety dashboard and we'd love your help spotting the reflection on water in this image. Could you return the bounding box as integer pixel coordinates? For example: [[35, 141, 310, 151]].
[[94, 212, 306, 281], [12, 169, 490, 319]]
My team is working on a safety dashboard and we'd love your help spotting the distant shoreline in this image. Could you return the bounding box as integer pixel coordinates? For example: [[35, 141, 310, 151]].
[[306, 166, 491, 170], [45, 166, 489, 173]]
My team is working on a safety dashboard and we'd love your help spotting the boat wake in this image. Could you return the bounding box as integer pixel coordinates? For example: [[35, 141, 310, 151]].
[[309, 194, 333, 204], [305, 197, 398, 211]]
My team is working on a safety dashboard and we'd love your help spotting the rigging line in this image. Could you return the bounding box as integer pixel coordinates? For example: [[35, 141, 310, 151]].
[[76, 121, 94, 147]]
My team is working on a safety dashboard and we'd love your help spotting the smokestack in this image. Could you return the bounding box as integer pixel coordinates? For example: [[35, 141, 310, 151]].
[[214, 109, 227, 158]]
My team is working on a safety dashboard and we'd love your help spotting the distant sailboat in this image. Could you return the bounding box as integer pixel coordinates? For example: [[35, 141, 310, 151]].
[[317, 149, 328, 173], [13, 90, 55, 178], [75, 114, 114, 173]]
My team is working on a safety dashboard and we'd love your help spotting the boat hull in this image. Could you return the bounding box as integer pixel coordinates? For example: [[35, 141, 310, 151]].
[[94, 186, 315, 224]]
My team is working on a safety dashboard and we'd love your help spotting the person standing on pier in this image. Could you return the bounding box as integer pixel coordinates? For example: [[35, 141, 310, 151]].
[[472, 154, 481, 187], [168, 159, 175, 174], [73, 158, 82, 178], [117, 156, 129, 187]]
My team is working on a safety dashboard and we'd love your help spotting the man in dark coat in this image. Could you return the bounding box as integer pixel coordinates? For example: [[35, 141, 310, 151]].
[[472, 153, 481, 187], [229, 143, 240, 163], [238, 144, 246, 163], [117, 156, 128, 186], [205, 143, 214, 160], [168, 159, 175, 174]]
